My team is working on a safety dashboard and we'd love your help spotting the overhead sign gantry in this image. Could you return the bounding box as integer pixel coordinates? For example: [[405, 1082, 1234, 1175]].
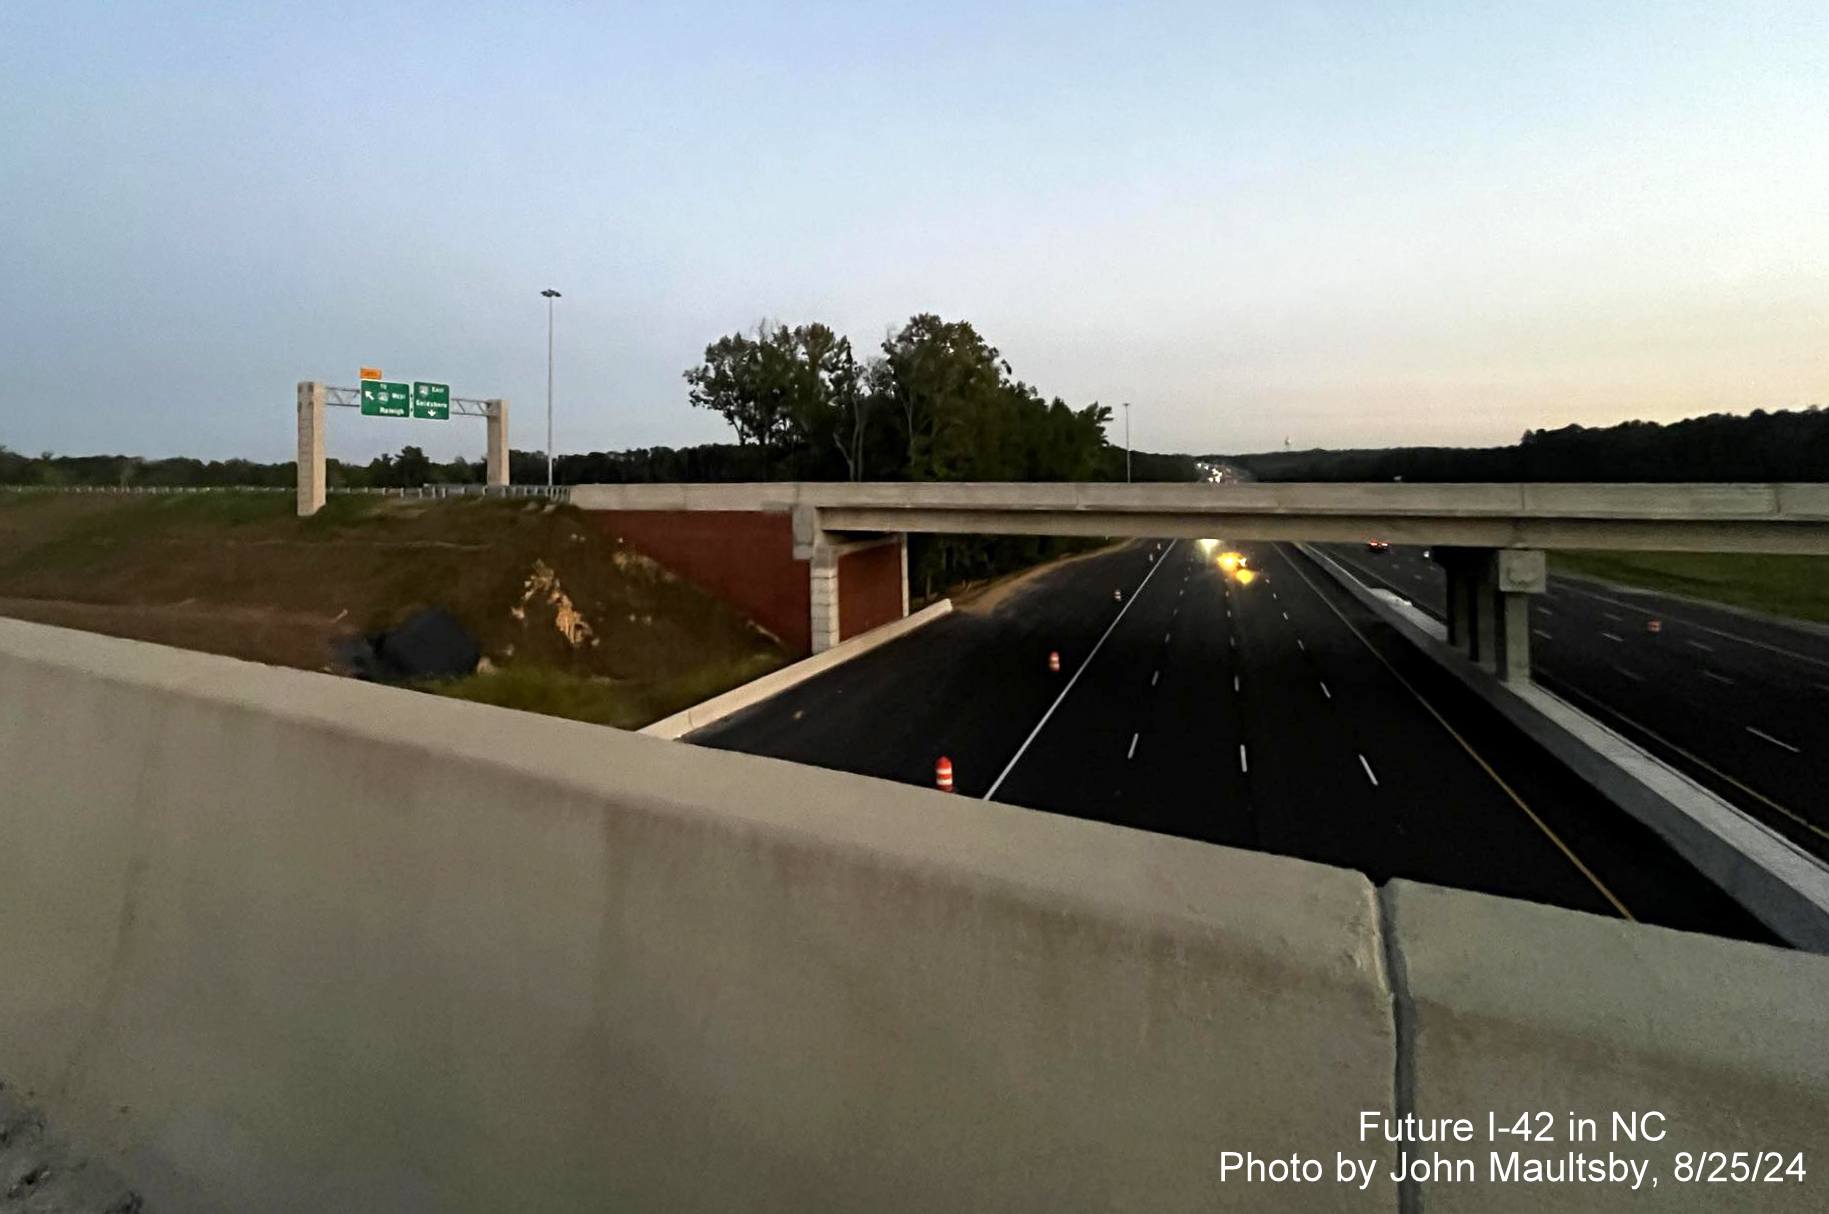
[[295, 368, 508, 516]]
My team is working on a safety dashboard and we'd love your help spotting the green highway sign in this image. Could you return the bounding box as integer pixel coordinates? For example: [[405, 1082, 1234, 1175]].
[[360, 380, 411, 418], [411, 381, 450, 421]]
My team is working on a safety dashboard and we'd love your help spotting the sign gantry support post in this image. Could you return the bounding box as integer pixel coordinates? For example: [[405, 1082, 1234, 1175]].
[[486, 399, 510, 488], [294, 379, 509, 517], [297, 381, 326, 517]]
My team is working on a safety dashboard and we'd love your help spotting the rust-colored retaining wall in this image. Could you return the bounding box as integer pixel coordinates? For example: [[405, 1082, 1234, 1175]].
[[839, 540, 904, 640], [584, 511, 907, 655], [590, 510, 810, 652]]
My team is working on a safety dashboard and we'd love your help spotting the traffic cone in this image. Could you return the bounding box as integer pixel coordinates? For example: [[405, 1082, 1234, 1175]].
[[1647, 619, 1662, 633], [1048, 650, 1061, 673], [935, 756, 955, 793]]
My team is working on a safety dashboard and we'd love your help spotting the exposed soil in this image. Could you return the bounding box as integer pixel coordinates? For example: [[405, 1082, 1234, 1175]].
[[0, 493, 787, 725]]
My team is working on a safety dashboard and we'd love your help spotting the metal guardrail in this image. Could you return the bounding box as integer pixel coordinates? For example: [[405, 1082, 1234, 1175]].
[[0, 483, 571, 501]]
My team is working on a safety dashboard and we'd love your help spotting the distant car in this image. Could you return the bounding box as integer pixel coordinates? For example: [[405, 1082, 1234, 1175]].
[[1366, 540, 1391, 553]]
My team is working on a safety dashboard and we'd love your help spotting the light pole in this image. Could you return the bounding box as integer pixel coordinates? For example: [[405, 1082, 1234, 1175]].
[[541, 288, 562, 488], [1123, 402, 1132, 483]]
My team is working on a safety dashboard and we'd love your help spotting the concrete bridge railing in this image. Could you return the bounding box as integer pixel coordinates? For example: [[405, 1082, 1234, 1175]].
[[0, 618, 1824, 1211]]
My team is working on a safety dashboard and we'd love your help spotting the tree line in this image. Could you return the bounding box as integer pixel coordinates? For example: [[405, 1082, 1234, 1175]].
[[681, 314, 1132, 483], [1220, 406, 1829, 483]]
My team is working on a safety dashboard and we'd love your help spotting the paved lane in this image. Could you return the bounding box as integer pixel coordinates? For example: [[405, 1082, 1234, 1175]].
[[1318, 543, 1829, 862], [697, 540, 1772, 943]]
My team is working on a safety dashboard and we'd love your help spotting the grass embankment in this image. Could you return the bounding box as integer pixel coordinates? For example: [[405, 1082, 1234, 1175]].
[[0, 492, 787, 728], [1550, 549, 1829, 625]]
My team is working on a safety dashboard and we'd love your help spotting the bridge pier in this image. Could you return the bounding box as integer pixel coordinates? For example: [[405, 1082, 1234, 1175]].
[[1434, 547, 1544, 686], [795, 506, 909, 653]]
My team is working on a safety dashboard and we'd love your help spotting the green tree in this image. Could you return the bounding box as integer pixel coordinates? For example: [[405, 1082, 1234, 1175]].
[[683, 323, 803, 475], [872, 314, 1009, 481]]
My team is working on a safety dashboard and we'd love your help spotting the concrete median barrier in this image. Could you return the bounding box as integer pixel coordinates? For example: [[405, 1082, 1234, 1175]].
[[0, 618, 1394, 1213]]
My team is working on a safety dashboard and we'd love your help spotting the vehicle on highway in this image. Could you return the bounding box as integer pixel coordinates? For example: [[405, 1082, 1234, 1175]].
[[1366, 539, 1391, 553]]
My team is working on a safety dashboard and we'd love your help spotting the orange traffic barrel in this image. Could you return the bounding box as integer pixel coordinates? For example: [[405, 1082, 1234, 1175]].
[[935, 756, 955, 793]]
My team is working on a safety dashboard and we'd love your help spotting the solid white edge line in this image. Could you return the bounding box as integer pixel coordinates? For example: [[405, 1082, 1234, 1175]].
[[982, 540, 1178, 800]]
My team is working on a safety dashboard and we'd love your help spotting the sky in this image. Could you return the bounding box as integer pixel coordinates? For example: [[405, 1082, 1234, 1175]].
[[3, 1, 1825, 465]]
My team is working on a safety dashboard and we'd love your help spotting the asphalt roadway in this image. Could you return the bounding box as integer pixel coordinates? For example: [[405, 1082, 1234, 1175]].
[[696, 540, 1774, 944], [1317, 543, 1829, 866]]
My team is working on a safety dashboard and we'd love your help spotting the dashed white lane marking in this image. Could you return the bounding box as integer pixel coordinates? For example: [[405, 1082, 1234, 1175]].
[[1296, 638, 1306, 652], [1151, 669, 1160, 686], [1233, 674, 1240, 692], [1128, 732, 1140, 759], [1359, 754, 1379, 786], [1225, 607, 1231, 618], [1164, 630, 1172, 643], [1611, 665, 1644, 682], [1686, 640, 1714, 652], [1603, 611, 1624, 622], [1532, 628, 1553, 640], [1602, 632, 1625, 643], [1746, 726, 1800, 754], [1281, 610, 1289, 620], [1238, 744, 1249, 773], [1230, 635, 1236, 648], [1537, 606, 1555, 617], [982, 540, 1178, 801], [1702, 670, 1735, 685], [1561, 580, 1829, 671], [1320, 680, 1332, 700]]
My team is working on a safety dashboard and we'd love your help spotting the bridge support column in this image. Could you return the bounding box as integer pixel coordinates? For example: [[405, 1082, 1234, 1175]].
[[809, 544, 841, 654], [486, 398, 510, 487], [296, 381, 325, 517], [794, 506, 910, 654], [1492, 548, 1546, 686], [1433, 547, 1543, 684]]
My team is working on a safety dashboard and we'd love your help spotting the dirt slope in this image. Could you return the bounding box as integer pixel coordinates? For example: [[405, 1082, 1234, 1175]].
[[0, 492, 787, 726]]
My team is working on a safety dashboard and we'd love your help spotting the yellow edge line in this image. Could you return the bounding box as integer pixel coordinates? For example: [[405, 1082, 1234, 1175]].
[[1273, 545, 1635, 922]]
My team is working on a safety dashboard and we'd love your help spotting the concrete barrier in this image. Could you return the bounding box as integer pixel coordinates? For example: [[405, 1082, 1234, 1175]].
[[0, 618, 1394, 1212], [1387, 880, 1828, 1213], [641, 599, 955, 739], [6, 619, 1828, 1211]]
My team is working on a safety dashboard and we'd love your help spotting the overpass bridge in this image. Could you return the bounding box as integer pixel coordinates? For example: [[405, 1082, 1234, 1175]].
[[573, 480, 1829, 680]]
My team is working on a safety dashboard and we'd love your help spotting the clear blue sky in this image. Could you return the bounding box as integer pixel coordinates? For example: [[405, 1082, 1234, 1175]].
[[3, 1, 1824, 464]]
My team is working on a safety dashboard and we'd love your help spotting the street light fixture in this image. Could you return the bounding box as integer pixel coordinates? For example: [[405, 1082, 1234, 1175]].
[[541, 289, 562, 489]]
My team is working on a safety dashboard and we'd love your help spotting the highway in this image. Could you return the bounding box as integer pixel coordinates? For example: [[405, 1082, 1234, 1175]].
[[695, 540, 1773, 944], [1316, 543, 1829, 865]]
